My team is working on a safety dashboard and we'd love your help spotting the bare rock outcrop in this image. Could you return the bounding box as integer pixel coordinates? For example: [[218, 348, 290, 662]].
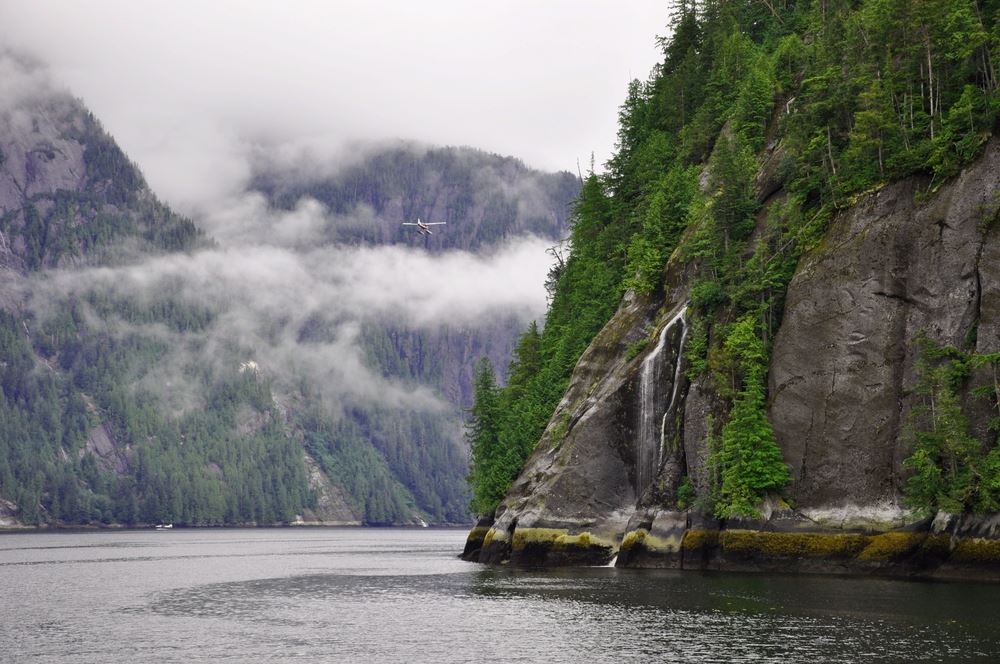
[[770, 139, 1000, 511]]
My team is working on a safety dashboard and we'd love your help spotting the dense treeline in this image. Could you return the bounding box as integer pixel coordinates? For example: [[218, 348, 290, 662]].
[[904, 337, 1000, 514], [469, 0, 999, 517], [1, 283, 486, 525], [4, 93, 575, 526], [0, 308, 313, 525]]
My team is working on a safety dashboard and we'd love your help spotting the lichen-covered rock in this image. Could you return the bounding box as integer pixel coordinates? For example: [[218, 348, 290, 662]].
[[618, 510, 687, 568], [81, 424, 130, 476], [298, 453, 363, 526], [477, 292, 659, 564], [0, 498, 23, 529], [682, 373, 725, 498]]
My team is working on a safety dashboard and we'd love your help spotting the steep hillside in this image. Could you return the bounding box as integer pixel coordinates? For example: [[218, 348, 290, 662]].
[[0, 57, 201, 273], [463, 0, 1000, 579], [0, 56, 578, 528]]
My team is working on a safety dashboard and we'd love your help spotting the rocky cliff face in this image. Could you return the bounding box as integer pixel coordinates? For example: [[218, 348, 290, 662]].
[[770, 141, 1000, 520], [0, 70, 200, 274], [464, 139, 1000, 579]]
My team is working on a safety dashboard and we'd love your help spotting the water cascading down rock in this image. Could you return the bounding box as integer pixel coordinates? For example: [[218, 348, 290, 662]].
[[466, 295, 694, 566], [636, 305, 689, 501]]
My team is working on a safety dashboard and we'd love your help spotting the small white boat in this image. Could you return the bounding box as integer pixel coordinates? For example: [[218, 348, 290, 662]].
[[155, 523, 173, 530]]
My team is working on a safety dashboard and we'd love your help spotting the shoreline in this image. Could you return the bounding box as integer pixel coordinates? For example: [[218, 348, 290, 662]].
[[461, 512, 1000, 583], [0, 522, 474, 534]]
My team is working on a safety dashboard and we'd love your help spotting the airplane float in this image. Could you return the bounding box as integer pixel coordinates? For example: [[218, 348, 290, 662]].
[[402, 218, 446, 235]]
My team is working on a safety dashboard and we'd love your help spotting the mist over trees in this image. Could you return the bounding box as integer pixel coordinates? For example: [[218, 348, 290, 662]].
[[0, 57, 579, 527]]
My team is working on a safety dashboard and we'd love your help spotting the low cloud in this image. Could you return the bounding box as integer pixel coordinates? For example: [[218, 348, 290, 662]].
[[29, 231, 554, 413], [0, 1, 665, 215], [2, 51, 564, 419], [0, 51, 56, 112]]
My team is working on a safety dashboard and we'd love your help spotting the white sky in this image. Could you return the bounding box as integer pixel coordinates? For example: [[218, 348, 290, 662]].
[[0, 0, 667, 213]]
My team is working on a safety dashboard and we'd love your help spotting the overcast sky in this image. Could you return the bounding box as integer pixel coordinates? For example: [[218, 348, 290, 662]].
[[0, 1, 666, 213]]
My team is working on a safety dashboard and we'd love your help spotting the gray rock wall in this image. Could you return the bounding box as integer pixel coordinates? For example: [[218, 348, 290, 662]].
[[769, 139, 1000, 510]]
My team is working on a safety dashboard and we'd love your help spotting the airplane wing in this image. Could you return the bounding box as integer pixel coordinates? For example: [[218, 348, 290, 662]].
[[401, 223, 418, 225], [423, 222, 447, 225]]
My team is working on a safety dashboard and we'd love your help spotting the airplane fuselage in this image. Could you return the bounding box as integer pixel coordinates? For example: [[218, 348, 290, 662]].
[[402, 218, 446, 236]]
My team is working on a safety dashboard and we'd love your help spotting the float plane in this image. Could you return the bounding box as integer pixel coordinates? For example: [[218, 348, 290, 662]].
[[402, 218, 446, 235]]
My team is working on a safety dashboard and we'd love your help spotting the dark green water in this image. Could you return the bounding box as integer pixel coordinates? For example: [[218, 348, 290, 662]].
[[0, 528, 996, 662]]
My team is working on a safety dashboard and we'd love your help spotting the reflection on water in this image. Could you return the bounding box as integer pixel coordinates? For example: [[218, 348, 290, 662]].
[[0, 528, 997, 663]]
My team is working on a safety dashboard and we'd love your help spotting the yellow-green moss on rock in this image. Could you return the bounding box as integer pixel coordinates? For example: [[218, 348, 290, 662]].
[[511, 527, 615, 554], [918, 534, 952, 558], [951, 538, 1000, 564], [482, 527, 508, 551], [621, 529, 648, 552], [720, 530, 869, 559], [511, 527, 564, 552], [681, 529, 719, 551], [465, 526, 490, 544], [461, 526, 493, 561], [857, 532, 927, 562], [621, 527, 683, 554]]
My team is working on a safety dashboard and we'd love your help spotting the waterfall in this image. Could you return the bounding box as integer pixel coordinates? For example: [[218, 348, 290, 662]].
[[636, 304, 688, 498]]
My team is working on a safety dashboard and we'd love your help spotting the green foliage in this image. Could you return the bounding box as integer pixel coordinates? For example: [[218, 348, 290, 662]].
[[903, 336, 1000, 514], [466, 358, 505, 516], [464, 0, 999, 518], [624, 165, 700, 294], [301, 406, 418, 525], [623, 235, 663, 295], [676, 475, 696, 509], [625, 338, 650, 362], [709, 132, 760, 249], [684, 314, 709, 380], [710, 315, 790, 518], [971, 352, 1000, 432], [690, 279, 727, 312], [0, 305, 317, 526], [777, 0, 999, 203]]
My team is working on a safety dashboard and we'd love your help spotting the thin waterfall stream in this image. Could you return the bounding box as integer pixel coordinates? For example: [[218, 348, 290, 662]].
[[636, 304, 689, 498]]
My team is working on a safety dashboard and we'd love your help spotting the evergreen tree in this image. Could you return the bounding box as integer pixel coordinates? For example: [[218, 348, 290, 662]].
[[467, 358, 503, 515]]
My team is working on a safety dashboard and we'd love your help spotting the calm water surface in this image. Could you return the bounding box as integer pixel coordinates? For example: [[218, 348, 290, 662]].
[[1, 528, 997, 663]]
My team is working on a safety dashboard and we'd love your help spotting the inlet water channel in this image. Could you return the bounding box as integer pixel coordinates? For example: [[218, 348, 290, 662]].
[[2, 528, 998, 663]]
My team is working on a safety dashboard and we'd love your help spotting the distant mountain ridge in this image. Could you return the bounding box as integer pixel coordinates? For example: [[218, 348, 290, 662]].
[[250, 143, 578, 254], [0, 69, 201, 273], [0, 58, 579, 528]]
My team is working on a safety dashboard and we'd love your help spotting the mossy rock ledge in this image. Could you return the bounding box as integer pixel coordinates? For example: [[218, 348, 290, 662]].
[[460, 516, 494, 562], [463, 510, 1000, 580]]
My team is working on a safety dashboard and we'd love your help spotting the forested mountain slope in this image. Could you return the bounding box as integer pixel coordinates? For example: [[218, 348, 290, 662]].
[[251, 143, 579, 251], [0, 56, 578, 528], [464, 0, 1000, 579]]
